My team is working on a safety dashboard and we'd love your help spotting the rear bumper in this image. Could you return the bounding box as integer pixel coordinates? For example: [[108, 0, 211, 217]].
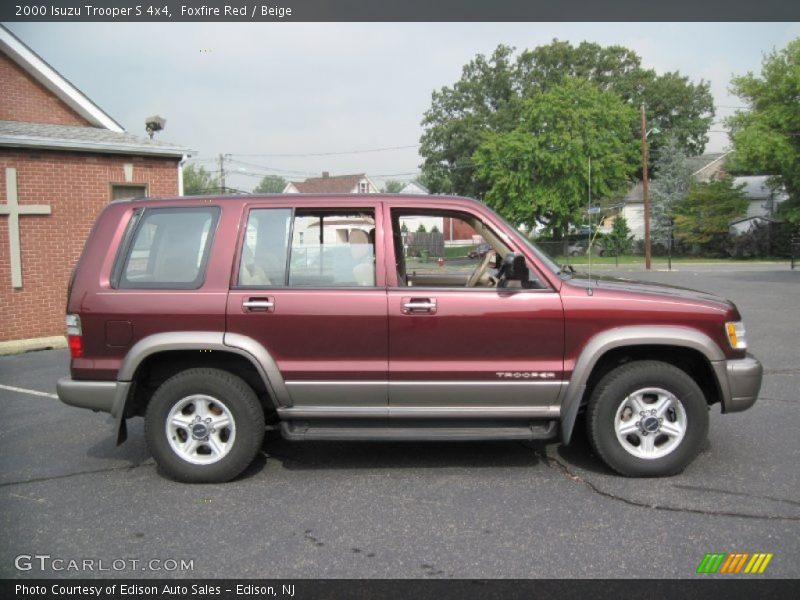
[[57, 378, 126, 416], [721, 355, 763, 413]]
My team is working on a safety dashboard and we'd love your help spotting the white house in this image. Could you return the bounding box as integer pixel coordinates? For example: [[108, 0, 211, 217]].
[[622, 152, 729, 240], [732, 175, 788, 220], [394, 180, 445, 233], [283, 172, 379, 194], [399, 181, 429, 195]]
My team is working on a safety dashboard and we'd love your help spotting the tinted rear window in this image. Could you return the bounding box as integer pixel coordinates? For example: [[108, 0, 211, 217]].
[[117, 207, 219, 289]]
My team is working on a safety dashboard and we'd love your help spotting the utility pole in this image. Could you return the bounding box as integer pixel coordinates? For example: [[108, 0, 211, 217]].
[[641, 105, 652, 270], [218, 153, 226, 194]]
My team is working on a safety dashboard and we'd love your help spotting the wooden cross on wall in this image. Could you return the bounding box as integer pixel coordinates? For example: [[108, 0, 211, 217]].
[[1, 168, 52, 288]]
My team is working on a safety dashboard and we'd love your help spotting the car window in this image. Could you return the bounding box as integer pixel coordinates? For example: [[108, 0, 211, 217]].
[[118, 207, 218, 289], [392, 210, 514, 288], [238, 208, 292, 286], [289, 210, 376, 287], [237, 208, 377, 288]]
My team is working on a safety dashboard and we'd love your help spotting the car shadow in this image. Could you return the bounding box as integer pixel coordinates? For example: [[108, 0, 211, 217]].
[[551, 419, 617, 476], [85, 422, 554, 479], [262, 431, 545, 471], [86, 420, 151, 468]]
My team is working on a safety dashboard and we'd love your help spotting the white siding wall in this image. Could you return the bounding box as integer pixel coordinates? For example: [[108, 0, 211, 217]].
[[623, 205, 645, 240]]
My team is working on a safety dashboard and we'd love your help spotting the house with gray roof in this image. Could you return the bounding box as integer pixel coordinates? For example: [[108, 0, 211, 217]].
[[621, 152, 729, 240], [283, 172, 379, 194]]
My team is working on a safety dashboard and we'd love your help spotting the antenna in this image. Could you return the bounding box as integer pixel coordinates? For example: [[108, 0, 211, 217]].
[[588, 156, 592, 288]]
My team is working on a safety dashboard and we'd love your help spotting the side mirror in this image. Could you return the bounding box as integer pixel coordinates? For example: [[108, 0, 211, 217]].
[[497, 253, 529, 287]]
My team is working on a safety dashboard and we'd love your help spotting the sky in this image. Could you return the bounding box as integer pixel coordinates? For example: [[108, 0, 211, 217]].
[[5, 21, 800, 192]]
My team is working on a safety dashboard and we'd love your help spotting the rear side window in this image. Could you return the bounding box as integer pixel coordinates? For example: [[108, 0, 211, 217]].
[[117, 207, 219, 289], [289, 210, 376, 287], [239, 208, 292, 286], [237, 208, 377, 288]]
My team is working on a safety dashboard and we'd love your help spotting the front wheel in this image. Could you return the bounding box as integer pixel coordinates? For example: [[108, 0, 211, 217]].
[[586, 361, 709, 477], [145, 368, 265, 483]]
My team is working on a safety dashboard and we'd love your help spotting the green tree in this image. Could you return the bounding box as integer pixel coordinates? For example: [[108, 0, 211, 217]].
[[381, 180, 405, 193], [727, 38, 800, 224], [650, 136, 692, 245], [416, 223, 427, 233], [603, 215, 633, 265], [673, 178, 748, 254], [182, 164, 219, 195], [473, 78, 638, 238], [253, 175, 287, 193], [419, 40, 714, 198]]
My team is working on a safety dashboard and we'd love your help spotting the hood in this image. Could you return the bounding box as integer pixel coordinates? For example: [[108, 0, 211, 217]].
[[566, 273, 735, 311]]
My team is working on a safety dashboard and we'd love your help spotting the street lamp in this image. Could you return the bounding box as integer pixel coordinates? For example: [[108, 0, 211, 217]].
[[640, 105, 659, 271]]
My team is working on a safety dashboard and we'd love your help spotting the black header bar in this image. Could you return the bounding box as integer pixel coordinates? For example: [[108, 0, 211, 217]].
[[2, 0, 799, 22], [4, 579, 800, 600]]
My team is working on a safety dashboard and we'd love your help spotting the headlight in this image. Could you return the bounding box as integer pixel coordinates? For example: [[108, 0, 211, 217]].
[[725, 321, 747, 350]]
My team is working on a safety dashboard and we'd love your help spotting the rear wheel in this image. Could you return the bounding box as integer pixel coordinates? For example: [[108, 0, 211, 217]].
[[145, 368, 265, 483], [586, 361, 708, 477]]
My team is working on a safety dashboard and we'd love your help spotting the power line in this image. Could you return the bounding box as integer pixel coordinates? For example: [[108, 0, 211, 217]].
[[230, 144, 420, 158]]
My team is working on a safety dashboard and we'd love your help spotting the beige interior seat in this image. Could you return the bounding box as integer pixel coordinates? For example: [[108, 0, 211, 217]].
[[349, 229, 375, 286]]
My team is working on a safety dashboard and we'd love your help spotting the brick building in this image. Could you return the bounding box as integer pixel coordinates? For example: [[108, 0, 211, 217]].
[[0, 26, 190, 347]]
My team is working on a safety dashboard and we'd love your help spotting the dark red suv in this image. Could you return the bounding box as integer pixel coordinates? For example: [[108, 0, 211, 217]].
[[57, 194, 762, 482]]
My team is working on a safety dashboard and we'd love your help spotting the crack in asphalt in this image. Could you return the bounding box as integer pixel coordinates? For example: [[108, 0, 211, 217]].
[[671, 484, 800, 508], [0, 461, 154, 489], [528, 446, 800, 522], [759, 396, 797, 404]]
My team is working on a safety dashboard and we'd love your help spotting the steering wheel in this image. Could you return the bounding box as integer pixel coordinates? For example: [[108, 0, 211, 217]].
[[466, 251, 496, 287]]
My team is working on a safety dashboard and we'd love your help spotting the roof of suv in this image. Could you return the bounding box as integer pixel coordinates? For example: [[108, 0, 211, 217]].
[[113, 193, 487, 210]]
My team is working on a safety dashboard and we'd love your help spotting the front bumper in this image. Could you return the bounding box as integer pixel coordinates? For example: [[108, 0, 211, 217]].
[[719, 355, 763, 413]]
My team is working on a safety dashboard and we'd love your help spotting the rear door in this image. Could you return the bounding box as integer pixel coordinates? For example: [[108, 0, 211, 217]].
[[226, 200, 388, 408]]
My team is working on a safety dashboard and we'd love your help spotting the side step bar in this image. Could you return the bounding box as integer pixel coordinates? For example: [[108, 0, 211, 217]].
[[280, 421, 558, 442]]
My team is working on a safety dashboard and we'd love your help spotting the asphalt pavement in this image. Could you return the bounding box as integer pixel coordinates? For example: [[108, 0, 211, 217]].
[[0, 263, 798, 579]]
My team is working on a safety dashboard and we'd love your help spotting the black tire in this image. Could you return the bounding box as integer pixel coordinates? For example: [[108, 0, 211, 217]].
[[586, 360, 709, 477], [145, 368, 265, 483]]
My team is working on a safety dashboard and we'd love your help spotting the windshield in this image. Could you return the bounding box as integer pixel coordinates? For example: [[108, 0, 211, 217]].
[[488, 209, 564, 276]]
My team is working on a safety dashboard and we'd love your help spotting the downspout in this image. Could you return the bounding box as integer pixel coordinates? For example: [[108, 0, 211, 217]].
[[178, 154, 186, 196]]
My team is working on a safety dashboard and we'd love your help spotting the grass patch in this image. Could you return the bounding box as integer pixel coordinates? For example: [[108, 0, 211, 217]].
[[444, 245, 477, 259], [553, 255, 788, 265]]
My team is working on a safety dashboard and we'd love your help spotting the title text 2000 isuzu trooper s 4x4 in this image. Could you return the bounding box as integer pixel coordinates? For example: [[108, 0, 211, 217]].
[[57, 194, 762, 482]]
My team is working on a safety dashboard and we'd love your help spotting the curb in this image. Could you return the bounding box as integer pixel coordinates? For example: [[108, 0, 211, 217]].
[[0, 336, 67, 356]]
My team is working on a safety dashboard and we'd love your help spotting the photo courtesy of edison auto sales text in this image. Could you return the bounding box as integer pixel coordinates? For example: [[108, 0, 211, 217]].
[[14, 584, 295, 596]]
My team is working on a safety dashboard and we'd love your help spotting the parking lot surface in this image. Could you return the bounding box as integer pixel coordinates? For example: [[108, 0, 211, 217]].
[[1, 264, 798, 579]]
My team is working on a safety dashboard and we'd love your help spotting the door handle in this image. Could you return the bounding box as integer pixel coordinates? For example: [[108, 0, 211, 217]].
[[401, 297, 437, 314], [243, 297, 275, 312]]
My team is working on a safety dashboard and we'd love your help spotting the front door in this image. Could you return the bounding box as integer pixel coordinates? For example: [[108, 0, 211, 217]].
[[385, 207, 565, 410]]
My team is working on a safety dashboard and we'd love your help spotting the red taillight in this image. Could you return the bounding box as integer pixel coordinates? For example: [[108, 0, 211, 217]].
[[66, 314, 83, 358], [68, 335, 83, 358]]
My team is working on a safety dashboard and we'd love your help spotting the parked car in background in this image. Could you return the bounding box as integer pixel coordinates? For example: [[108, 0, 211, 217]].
[[568, 240, 604, 256], [468, 242, 492, 259]]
